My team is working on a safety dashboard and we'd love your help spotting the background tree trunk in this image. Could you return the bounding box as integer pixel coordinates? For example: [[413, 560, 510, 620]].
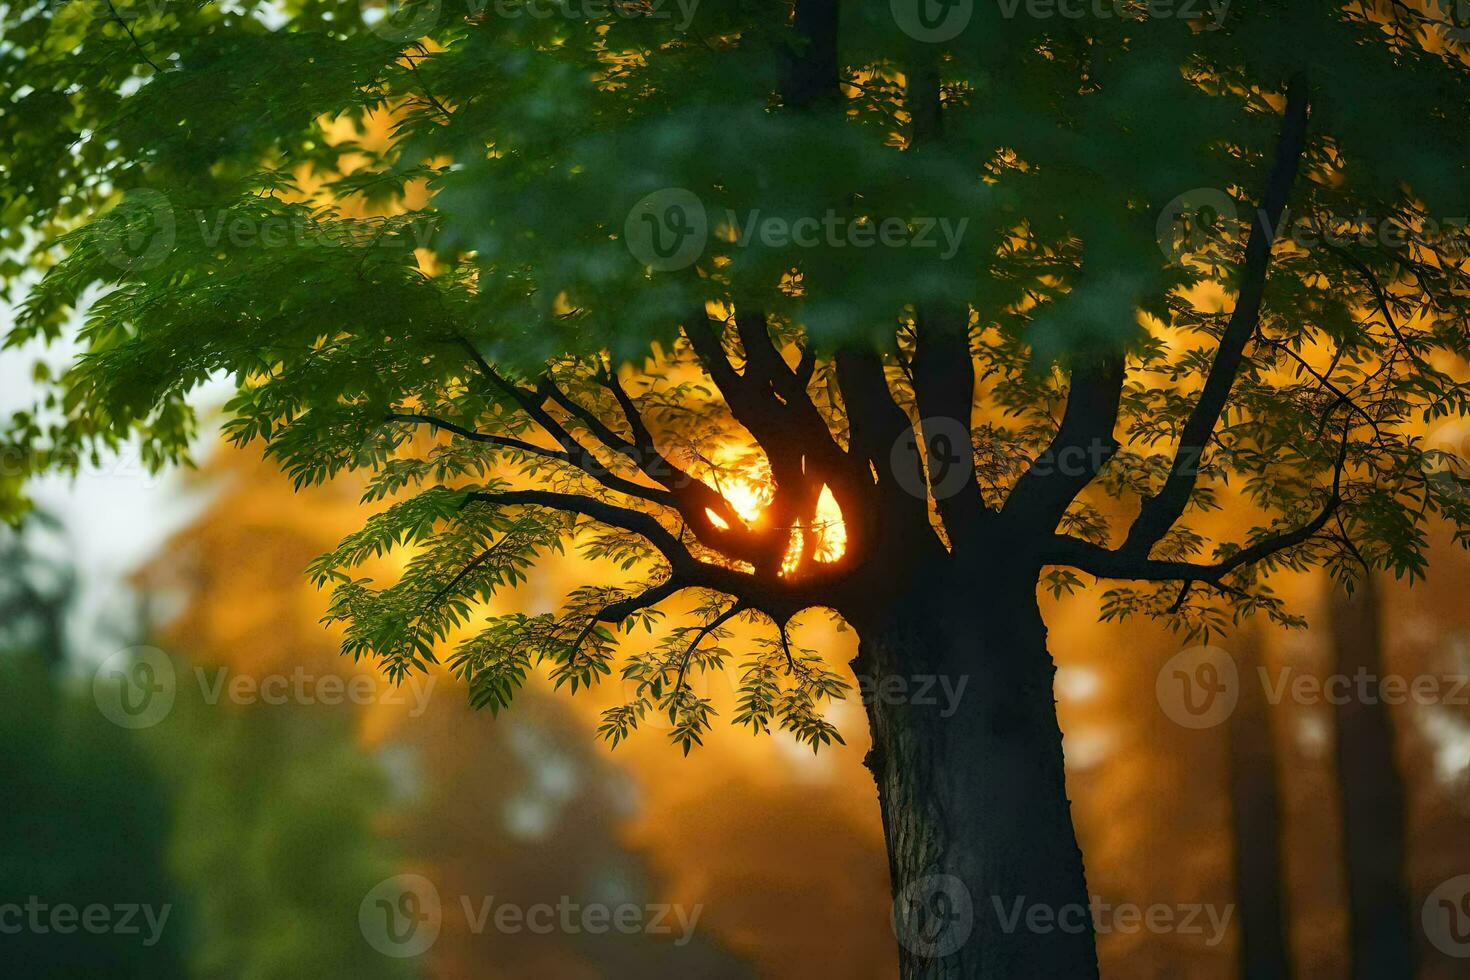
[[857, 565, 1098, 979], [1227, 626, 1294, 980], [1328, 575, 1415, 979]]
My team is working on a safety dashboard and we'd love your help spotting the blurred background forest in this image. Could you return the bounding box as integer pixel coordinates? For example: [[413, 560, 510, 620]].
[[4, 432, 1470, 979]]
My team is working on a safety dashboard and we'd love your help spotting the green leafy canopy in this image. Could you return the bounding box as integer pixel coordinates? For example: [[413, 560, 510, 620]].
[[5, 0, 1470, 751]]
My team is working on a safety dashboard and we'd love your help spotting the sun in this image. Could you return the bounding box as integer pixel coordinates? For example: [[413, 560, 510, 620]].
[[705, 482, 846, 572], [698, 445, 846, 570], [721, 479, 771, 527], [810, 485, 847, 563]]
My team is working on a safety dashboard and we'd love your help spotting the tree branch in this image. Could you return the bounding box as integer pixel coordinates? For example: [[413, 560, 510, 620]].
[[674, 601, 745, 695], [597, 578, 685, 623], [831, 347, 940, 552], [450, 339, 769, 565], [1318, 238, 1435, 376], [1050, 417, 1350, 587], [1001, 352, 1125, 537], [387, 412, 558, 457], [465, 488, 849, 621], [1123, 73, 1311, 558], [680, 308, 870, 573], [387, 412, 674, 507], [582, 368, 751, 536], [779, 0, 840, 109], [911, 303, 989, 542]]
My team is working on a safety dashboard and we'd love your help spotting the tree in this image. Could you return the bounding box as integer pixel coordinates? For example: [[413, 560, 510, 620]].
[[0, 657, 192, 978], [1327, 575, 1416, 979], [0, 516, 73, 667], [149, 660, 421, 980], [139, 448, 758, 977], [6, 2, 1470, 976], [0, 527, 188, 978], [1225, 627, 1292, 980]]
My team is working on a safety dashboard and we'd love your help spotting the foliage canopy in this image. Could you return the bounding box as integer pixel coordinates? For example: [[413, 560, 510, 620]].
[[6, 0, 1470, 750]]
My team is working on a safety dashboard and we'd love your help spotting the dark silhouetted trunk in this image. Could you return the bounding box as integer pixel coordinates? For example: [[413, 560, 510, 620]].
[[855, 564, 1097, 979], [1227, 627, 1293, 980], [1328, 575, 1415, 979]]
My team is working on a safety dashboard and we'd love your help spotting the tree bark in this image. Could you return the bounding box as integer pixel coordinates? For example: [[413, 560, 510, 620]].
[[855, 563, 1098, 979], [1226, 627, 1293, 980], [1327, 575, 1415, 979]]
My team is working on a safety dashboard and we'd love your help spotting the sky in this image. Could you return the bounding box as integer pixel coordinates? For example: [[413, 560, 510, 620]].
[[0, 299, 221, 662]]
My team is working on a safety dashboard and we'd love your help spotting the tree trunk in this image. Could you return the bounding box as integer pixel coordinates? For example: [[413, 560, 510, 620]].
[[1327, 575, 1415, 979], [856, 564, 1098, 979], [1226, 627, 1293, 980]]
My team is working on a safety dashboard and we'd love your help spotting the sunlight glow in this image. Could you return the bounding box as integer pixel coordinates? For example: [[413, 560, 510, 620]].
[[713, 460, 847, 571], [721, 479, 771, 526], [811, 485, 846, 563], [781, 527, 805, 577]]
